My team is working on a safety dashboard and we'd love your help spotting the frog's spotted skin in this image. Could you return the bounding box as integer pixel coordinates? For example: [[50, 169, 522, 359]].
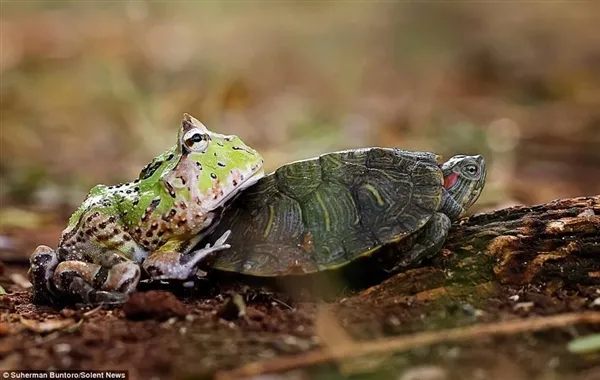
[[29, 114, 264, 304]]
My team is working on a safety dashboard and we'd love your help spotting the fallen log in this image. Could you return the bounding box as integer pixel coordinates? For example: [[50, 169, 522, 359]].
[[349, 195, 600, 311], [440, 195, 600, 287]]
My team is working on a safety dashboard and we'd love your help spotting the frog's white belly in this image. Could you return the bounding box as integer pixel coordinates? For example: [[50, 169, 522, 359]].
[[132, 244, 150, 263]]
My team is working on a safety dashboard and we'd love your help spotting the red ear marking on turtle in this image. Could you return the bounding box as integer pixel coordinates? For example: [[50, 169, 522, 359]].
[[443, 173, 459, 189]]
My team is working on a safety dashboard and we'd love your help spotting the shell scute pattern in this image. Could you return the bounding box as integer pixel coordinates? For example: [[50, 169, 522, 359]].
[[209, 148, 445, 276]]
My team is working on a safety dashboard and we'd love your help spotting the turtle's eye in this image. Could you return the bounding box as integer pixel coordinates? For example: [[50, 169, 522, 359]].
[[464, 164, 479, 176], [183, 129, 210, 153]]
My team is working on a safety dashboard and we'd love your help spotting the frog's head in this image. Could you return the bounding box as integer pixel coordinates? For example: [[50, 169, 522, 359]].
[[164, 114, 264, 211]]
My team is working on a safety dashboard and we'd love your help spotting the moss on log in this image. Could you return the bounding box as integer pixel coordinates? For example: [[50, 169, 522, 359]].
[[440, 195, 600, 286]]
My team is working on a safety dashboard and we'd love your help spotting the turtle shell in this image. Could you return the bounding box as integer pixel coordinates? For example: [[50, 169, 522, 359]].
[[207, 148, 444, 276]]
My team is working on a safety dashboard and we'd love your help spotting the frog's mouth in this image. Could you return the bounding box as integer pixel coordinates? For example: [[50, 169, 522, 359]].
[[239, 168, 265, 190], [219, 166, 265, 206]]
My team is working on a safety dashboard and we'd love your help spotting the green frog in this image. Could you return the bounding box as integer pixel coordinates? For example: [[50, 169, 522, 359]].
[[29, 114, 264, 304]]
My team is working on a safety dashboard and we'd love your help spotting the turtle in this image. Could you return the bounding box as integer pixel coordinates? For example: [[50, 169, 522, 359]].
[[202, 148, 486, 279]]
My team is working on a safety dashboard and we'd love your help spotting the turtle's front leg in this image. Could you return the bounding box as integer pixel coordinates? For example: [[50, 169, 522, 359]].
[[391, 212, 451, 272], [143, 230, 231, 280]]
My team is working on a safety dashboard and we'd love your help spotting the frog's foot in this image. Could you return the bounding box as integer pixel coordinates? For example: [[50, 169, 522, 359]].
[[28, 245, 60, 303], [143, 230, 231, 281], [53, 261, 141, 304]]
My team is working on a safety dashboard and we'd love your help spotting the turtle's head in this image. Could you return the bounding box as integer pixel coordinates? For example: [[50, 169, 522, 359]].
[[440, 155, 486, 220]]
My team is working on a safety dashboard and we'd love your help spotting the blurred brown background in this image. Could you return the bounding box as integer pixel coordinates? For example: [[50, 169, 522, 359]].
[[2, 1, 599, 216]]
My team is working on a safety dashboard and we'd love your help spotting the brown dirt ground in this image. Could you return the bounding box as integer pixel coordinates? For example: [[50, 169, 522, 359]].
[[1, 220, 600, 380]]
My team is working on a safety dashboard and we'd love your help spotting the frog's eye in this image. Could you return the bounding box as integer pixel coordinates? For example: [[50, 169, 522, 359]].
[[183, 130, 210, 153]]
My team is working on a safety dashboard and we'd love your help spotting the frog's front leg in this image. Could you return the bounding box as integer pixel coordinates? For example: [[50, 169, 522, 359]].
[[143, 230, 231, 280]]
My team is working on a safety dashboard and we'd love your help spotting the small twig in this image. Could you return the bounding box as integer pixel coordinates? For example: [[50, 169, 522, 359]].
[[271, 297, 294, 310], [83, 305, 103, 318], [215, 311, 600, 380]]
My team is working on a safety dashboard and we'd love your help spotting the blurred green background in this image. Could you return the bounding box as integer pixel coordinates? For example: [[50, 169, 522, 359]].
[[2, 1, 599, 216]]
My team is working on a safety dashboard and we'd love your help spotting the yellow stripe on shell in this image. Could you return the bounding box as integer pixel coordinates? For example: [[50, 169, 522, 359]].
[[363, 184, 385, 206], [263, 205, 275, 238], [315, 192, 331, 232]]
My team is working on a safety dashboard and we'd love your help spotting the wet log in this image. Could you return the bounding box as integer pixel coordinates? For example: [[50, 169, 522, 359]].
[[349, 195, 600, 309], [440, 195, 600, 287]]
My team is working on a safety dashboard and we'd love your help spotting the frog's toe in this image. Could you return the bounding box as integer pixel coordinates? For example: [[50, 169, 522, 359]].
[[212, 230, 231, 247], [69, 277, 130, 305], [92, 290, 130, 305], [28, 245, 59, 303]]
